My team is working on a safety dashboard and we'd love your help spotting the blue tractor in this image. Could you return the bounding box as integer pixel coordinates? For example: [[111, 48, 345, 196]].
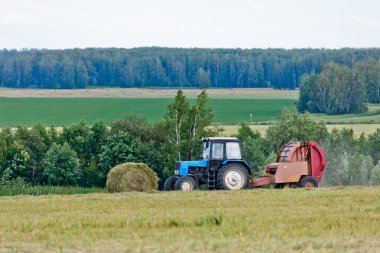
[[164, 137, 251, 191]]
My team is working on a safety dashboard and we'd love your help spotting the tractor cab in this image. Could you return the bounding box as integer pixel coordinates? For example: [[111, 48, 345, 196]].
[[165, 137, 251, 191], [202, 137, 243, 161]]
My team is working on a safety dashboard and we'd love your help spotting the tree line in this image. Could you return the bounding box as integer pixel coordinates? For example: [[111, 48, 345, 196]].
[[298, 60, 380, 114], [1, 47, 380, 89], [1, 91, 380, 188]]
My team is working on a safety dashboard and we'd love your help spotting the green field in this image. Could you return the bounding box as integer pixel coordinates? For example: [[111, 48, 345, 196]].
[[0, 97, 296, 126], [0, 188, 379, 252], [309, 104, 380, 124], [3, 92, 380, 137]]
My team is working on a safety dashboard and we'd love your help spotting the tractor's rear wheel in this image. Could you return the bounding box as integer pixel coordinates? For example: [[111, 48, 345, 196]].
[[175, 176, 198, 191], [217, 164, 249, 190], [300, 176, 318, 188], [163, 176, 178, 191]]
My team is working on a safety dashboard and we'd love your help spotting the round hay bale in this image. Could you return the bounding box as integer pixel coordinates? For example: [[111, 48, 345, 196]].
[[106, 162, 159, 193]]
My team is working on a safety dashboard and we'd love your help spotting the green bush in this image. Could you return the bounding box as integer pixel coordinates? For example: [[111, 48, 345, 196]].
[[370, 162, 380, 185], [42, 143, 80, 186]]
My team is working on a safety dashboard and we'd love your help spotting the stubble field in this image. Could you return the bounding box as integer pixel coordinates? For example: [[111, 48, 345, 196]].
[[0, 187, 379, 253]]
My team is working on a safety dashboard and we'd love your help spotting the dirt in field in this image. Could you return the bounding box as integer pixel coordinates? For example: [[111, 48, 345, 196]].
[[0, 88, 297, 98]]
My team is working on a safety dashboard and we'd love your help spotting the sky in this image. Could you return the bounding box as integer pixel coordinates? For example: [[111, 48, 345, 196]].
[[0, 0, 380, 50]]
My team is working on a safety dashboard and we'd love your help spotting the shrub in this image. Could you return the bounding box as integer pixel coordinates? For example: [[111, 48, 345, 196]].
[[42, 143, 80, 186]]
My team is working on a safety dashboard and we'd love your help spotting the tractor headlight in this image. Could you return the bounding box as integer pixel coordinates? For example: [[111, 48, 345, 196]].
[[175, 162, 181, 175]]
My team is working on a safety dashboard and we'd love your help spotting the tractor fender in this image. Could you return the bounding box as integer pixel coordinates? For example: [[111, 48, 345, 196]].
[[222, 160, 251, 175]]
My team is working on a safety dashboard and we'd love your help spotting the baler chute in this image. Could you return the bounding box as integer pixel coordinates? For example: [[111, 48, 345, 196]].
[[252, 141, 326, 188]]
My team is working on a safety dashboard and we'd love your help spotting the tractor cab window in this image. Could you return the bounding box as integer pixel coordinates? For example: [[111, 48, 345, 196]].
[[211, 143, 224, 159], [226, 142, 242, 160], [202, 141, 210, 160]]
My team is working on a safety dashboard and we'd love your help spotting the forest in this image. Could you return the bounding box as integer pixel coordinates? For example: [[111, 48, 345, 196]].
[[298, 60, 380, 114], [1, 47, 380, 89]]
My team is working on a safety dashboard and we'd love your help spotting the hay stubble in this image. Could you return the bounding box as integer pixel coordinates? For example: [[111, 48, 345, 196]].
[[0, 187, 379, 252]]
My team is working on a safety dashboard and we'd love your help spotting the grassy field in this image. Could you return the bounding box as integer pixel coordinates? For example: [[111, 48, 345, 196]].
[[0, 187, 379, 252], [3, 88, 380, 136], [0, 97, 296, 126], [310, 104, 380, 124], [0, 186, 105, 196], [3, 97, 380, 136]]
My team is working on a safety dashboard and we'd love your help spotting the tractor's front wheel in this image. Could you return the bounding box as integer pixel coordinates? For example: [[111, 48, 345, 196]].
[[217, 164, 249, 190], [175, 176, 198, 191], [300, 176, 318, 188], [163, 176, 178, 191]]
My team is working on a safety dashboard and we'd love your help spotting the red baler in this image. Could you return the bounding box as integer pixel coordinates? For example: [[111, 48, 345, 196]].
[[252, 141, 327, 188]]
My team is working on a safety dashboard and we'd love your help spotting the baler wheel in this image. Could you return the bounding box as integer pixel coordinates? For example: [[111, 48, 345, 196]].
[[217, 164, 249, 190], [300, 176, 318, 188], [175, 176, 198, 191], [163, 176, 178, 191]]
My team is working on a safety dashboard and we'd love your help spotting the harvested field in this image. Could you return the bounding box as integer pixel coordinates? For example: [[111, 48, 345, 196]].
[[0, 88, 298, 99], [222, 124, 380, 137], [0, 187, 379, 252]]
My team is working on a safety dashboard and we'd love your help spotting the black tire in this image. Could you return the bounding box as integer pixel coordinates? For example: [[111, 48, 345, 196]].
[[274, 184, 284, 189], [300, 176, 318, 188], [217, 164, 249, 190], [163, 176, 178, 191], [175, 176, 198, 191]]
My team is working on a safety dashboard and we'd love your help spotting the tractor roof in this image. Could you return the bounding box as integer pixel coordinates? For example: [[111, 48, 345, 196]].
[[202, 137, 240, 142]]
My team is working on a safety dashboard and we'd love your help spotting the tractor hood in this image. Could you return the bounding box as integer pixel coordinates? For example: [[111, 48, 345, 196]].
[[175, 160, 209, 176]]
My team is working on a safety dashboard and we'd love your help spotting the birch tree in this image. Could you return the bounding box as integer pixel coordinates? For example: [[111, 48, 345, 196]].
[[165, 90, 189, 161], [298, 62, 367, 115], [186, 90, 214, 160]]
